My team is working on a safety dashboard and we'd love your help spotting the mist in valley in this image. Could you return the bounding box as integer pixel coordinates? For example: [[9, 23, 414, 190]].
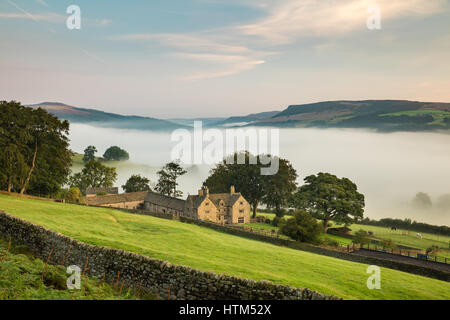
[[69, 124, 450, 226]]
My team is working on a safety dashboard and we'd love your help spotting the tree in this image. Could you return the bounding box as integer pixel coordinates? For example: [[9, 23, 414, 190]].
[[262, 157, 298, 217], [122, 174, 151, 193], [412, 192, 432, 210], [279, 210, 322, 244], [0, 101, 72, 196], [291, 172, 365, 232], [68, 160, 117, 194], [65, 187, 84, 204], [204, 152, 298, 218], [83, 146, 97, 163], [103, 146, 129, 161], [155, 161, 187, 197]]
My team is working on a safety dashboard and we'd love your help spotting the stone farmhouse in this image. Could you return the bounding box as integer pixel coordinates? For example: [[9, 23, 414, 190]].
[[184, 186, 251, 224], [143, 192, 186, 217], [85, 191, 147, 209], [84, 186, 251, 225]]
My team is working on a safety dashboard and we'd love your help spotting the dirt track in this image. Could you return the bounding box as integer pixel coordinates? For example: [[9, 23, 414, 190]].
[[352, 249, 450, 273]]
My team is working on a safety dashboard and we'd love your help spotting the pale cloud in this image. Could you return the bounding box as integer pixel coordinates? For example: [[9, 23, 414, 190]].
[[239, 0, 449, 44], [109, 0, 447, 80], [35, 0, 49, 7]]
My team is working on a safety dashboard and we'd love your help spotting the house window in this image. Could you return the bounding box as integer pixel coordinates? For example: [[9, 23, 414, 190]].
[[205, 202, 209, 206], [205, 210, 210, 214], [239, 209, 244, 213], [238, 217, 245, 224], [240, 202, 243, 205]]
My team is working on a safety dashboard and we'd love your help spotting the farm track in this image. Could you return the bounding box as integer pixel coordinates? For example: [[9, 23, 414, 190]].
[[352, 249, 450, 274]]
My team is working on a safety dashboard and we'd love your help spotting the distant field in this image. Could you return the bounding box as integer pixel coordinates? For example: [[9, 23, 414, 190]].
[[254, 213, 450, 258], [1, 194, 449, 300]]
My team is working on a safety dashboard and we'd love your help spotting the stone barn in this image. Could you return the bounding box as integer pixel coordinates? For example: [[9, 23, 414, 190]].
[[144, 192, 186, 217], [85, 191, 147, 209], [184, 186, 251, 224]]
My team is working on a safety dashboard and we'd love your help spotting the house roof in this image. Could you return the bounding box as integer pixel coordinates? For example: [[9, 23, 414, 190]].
[[186, 193, 243, 209], [144, 192, 186, 211], [85, 191, 147, 206]]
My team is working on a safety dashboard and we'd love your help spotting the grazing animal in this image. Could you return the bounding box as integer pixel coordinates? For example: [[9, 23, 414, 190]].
[[391, 227, 397, 231], [416, 233, 422, 239]]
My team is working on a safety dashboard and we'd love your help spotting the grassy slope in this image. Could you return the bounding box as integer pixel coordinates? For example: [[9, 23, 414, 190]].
[[0, 238, 148, 300], [0, 194, 449, 300]]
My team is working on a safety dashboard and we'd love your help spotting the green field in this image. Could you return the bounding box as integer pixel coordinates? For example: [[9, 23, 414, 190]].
[[0, 194, 449, 300], [254, 213, 450, 258], [381, 110, 450, 125], [346, 224, 450, 259], [0, 238, 148, 300]]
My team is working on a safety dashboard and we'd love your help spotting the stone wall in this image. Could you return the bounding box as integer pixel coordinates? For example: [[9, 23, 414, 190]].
[[0, 210, 340, 300]]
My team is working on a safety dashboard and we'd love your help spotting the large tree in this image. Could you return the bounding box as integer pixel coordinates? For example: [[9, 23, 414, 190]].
[[0, 101, 72, 196], [155, 161, 187, 197], [122, 174, 152, 193], [204, 152, 298, 218], [68, 160, 117, 194], [83, 145, 97, 163], [103, 146, 129, 161], [291, 172, 365, 232]]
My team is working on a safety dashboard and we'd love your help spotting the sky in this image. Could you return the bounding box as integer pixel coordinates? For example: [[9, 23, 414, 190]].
[[1, 0, 450, 118]]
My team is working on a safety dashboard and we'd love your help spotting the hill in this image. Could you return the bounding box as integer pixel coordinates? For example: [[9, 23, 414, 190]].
[[252, 100, 450, 131], [27, 102, 187, 131], [0, 194, 449, 300], [216, 110, 281, 127]]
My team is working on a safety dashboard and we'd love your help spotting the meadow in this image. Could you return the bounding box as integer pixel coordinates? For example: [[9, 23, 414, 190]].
[[0, 194, 449, 300]]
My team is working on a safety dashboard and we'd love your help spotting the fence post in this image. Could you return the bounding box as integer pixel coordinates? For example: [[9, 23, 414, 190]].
[[347, 245, 349, 253]]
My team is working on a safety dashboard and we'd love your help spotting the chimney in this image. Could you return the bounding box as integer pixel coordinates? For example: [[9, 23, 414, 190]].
[[198, 188, 204, 196], [204, 186, 210, 196], [230, 185, 235, 194]]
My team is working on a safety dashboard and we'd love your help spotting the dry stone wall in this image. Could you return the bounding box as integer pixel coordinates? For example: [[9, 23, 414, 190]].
[[0, 210, 340, 300]]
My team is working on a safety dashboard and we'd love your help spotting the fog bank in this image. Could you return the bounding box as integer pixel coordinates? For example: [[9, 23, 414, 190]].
[[69, 124, 450, 226]]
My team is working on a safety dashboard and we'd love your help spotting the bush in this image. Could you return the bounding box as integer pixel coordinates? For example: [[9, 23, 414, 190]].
[[325, 239, 340, 247], [279, 210, 322, 244], [65, 187, 84, 204], [265, 219, 271, 224], [380, 238, 397, 249], [353, 229, 370, 245], [96, 191, 108, 196], [272, 216, 282, 227]]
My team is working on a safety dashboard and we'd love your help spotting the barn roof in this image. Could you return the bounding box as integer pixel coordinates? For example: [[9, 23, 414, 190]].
[[85, 191, 147, 206], [144, 192, 186, 211]]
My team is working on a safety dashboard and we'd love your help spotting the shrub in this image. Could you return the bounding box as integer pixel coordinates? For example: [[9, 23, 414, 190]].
[[65, 187, 84, 204], [325, 239, 340, 247], [271, 216, 282, 227], [353, 229, 370, 245], [96, 191, 108, 196], [380, 238, 397, 249], [279, 210, 322, 244], [265, 219, 271, 224]]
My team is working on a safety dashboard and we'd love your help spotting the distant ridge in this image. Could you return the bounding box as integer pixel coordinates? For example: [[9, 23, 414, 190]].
[[27, 102, 188, 131], [250, 100, 450, 132]]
